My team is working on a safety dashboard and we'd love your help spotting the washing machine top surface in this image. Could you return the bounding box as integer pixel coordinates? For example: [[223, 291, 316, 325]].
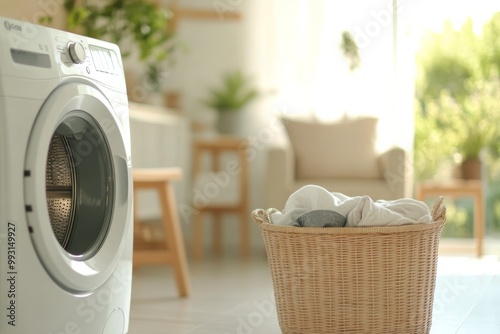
[[0, 16, 127, 97]]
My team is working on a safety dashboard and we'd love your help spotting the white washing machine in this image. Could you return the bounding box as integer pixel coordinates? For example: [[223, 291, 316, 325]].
[[0, 17, 133, 333]]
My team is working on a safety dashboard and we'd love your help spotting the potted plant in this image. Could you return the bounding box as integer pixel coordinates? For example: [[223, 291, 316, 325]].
[[41, 0, 176, 92], [431, 79, 500, 179], [203, 70, 258, 134]]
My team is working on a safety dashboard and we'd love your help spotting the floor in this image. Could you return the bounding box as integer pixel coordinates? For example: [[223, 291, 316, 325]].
[[129, 246, 500, 334]]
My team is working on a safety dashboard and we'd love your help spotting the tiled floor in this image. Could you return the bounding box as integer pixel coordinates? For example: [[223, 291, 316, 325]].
[[431, 256, 500, 333], [129, 251, 500, 334]]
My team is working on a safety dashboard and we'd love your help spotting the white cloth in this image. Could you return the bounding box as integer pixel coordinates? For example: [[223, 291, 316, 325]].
[[270, 185, 432, 227]]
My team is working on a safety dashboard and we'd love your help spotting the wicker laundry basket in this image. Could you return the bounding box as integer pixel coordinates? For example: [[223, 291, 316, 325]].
[[252, 197, 446, 334]]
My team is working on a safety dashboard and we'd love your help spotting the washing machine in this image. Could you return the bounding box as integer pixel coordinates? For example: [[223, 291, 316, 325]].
[[0, 17, 133, 333]]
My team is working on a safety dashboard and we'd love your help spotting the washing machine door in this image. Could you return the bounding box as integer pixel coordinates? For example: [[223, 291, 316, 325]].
[[24, 82, 132, 293]]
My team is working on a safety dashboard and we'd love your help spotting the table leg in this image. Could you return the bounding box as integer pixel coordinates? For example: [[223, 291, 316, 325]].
[[475, 189, 484, 257]]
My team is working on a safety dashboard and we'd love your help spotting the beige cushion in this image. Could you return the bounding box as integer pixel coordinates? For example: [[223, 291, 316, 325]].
[[282, 117, 381, 179]]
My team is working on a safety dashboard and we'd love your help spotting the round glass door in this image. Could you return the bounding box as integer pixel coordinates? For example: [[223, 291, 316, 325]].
[[45, 112, 114, 259], [24, 82, 132, 293]]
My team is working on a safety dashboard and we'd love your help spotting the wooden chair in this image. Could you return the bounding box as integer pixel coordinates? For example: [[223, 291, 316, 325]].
[[191, 136, 250, 260], [133, 168, 191, 297]]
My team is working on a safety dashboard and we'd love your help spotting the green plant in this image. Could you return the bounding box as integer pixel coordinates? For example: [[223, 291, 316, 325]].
[[340, 31, 360, 71], [451, 79, 500, 160], [203, 71, 258, 112], [421, 79, 500, 163], [41, 0, 176, 89]]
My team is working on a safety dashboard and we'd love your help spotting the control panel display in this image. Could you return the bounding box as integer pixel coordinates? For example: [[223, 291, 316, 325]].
[[10, 49, 51, 68], [89, 45, 120, 75]]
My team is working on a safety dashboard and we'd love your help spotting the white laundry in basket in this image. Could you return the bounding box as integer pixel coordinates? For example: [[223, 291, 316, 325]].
[[271, 185, 432, 227]]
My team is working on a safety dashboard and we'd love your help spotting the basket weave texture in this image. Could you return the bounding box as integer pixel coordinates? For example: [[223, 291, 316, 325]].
[[252, 197, 446, 334]]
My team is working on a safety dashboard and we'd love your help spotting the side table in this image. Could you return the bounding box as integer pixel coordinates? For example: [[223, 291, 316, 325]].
[[416, 180, 484, 257]]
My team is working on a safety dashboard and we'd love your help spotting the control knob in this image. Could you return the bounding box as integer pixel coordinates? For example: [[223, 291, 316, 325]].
[[68, 42, 86, 64]]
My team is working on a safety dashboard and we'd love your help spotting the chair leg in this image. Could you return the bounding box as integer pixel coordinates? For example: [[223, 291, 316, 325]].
[[213, 213, 223, 257], [240, 209, 250, 259], [133, 188, 141, 240], [159, 182, 191, 297]]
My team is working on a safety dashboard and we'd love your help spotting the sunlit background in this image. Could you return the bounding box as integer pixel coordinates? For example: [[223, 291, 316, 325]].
[[2, 0, 500, 253]]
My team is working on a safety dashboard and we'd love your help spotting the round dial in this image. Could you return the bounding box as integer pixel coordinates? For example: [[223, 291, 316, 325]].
[[68, 42, 86, 64]]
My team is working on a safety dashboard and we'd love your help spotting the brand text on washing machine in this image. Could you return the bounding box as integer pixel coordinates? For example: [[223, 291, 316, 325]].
[[3, 21, 22, 32], [6, 222, 17, 326]]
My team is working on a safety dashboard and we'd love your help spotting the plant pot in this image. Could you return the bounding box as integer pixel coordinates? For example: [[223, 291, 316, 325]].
[[217, 110, 241, 134], [460, 158, 482, 180]]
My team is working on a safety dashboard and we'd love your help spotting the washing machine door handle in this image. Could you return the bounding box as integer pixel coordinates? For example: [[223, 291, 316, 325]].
[[115, 155, 132, 205]]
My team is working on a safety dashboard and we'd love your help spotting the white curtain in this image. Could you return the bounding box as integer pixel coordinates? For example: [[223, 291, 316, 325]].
[[245, 0, 414, 151]]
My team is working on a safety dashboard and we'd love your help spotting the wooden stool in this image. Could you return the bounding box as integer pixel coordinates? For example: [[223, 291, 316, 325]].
[[191, 136, 250, 260], [133, 168, 191, 297]]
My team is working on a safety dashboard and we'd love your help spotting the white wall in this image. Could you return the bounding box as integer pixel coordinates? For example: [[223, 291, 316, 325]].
[[156, 0, 268, 254]]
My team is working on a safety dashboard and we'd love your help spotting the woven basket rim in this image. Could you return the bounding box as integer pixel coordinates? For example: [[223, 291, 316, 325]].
[[256, 217, 445, 235]]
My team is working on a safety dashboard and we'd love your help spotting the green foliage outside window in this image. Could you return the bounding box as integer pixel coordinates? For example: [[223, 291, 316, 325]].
[[415, 15, 500, 180], [415, 13, 500, 237]]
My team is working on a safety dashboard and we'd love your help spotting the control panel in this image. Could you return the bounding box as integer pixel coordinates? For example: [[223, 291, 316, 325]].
[[50, 30, 122, 79], [0, 16, 125, 91]]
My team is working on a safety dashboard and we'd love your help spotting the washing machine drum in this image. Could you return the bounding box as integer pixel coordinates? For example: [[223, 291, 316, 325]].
[[46, 114, 114, 258], [24, 83, 131, 293]]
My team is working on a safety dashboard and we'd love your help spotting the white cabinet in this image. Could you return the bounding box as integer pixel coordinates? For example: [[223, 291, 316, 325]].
[[129, 102, 190, 220]]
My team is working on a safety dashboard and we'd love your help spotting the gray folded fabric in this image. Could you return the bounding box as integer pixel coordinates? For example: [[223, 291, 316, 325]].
[[292, 210, 347, 227]]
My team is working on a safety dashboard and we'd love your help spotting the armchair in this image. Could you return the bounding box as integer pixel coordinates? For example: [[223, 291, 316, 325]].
[[265, 117, 413, 209]]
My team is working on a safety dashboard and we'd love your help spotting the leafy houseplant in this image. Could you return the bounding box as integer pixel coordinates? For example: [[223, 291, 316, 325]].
[[42, 0, 176, 89], [418, 79, 500, 179], [204, 70, 258, 112], [447, 79, 500, 178], [203, 71, 258, 134]]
